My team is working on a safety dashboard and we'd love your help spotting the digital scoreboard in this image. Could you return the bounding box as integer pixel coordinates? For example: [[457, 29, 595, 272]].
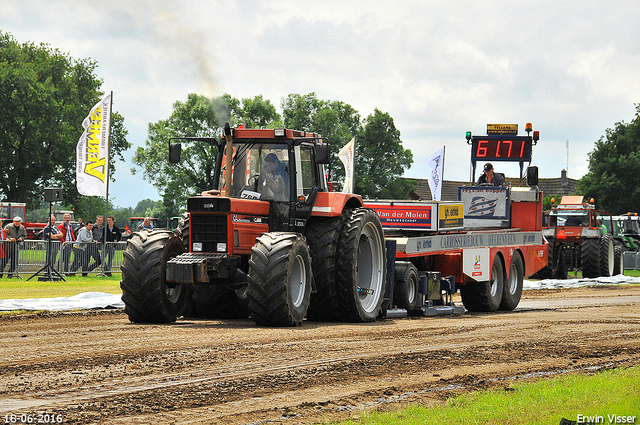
[[470, 136, 533, 162], [466, 123, 538, 164]]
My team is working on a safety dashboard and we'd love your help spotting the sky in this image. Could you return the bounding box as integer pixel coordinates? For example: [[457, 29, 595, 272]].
[[2, 0, 640, 208]]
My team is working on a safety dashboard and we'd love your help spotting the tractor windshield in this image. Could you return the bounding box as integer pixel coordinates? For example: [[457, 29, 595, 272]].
[[548, 210, 590, 227], [218, 143, 290, 202], [620, 217, 640, 235]]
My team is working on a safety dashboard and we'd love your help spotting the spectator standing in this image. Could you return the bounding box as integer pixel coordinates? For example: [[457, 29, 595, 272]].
[[91, 215, 104, 270], [43, 215, 63, 269], [103, 215, 122, 277], [0, 225, 7, 278], [71, 221, 96, 276], [4, 217, 27, 277], [58, 213, 76, 273], [74, 218, 85, 232]]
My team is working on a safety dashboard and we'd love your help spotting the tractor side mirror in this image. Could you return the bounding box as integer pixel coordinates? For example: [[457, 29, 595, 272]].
[[527, 166, 539, 186], [315, 144, 331, 165], [169, 142, 182, 164]]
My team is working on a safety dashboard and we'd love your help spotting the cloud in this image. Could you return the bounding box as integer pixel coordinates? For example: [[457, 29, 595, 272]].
[[2, 0, 640, 206]]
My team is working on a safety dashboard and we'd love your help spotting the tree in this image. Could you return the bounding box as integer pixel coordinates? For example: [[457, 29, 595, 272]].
[[0, 31, 130, 210], [133, 93, 287, 217], [579, 104, 640, 215], [281, 93, 361, 182], [226, 94, 281, 129], [354, 109, 414, 199], [281, 93, 413, 197], [134, 92, 414, 210], [132, 93, 221, 218]]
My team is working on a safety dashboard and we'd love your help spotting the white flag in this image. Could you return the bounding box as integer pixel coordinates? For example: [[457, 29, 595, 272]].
[[427, 147, 445, 201], [76, 94, 111, 197], [339, 138, 355, 193]]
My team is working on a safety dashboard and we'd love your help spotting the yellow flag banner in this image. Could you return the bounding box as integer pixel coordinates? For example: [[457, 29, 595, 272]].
[[76, 94, 111, 197]]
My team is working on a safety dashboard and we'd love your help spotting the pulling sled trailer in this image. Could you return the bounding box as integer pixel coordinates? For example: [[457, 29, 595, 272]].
[[366, 122, 548, 317]]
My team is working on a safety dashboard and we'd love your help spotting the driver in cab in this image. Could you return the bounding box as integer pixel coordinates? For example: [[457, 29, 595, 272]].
[[477, 162, 506, 186], [259, 153, 289, 200]]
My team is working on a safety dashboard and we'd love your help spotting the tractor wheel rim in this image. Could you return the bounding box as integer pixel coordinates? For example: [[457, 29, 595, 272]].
[[291, 254, 306, 308], [357, 222, 384, 313]]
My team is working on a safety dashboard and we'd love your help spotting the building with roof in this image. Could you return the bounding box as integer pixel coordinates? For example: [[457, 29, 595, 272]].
[[406, 169, 579, 202]]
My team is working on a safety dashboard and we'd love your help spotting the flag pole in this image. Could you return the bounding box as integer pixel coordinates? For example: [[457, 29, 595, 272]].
[[441, 146, 446, 198], [101, 92, 113, 275]]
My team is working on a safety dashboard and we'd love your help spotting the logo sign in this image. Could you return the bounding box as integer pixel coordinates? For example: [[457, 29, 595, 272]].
[[439, 203, 463, 228], [487, 124, 518, 135], [463, 248, 489, 281]]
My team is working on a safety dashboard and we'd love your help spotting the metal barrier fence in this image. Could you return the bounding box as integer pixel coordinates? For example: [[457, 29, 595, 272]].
[[624, 251, 640, 271], [0, 240, 127, 279]]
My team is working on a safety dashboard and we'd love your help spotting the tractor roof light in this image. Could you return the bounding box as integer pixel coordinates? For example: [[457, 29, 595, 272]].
[[465, 131, 472, 142], [533, 130, 539, 142], [590, 198, 595, 204], [274, 128, 286, 137], [550, 198, 555, 204], [526, 122, 533, 133]]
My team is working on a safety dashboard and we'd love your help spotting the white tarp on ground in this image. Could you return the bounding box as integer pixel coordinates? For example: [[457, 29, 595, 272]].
[[0, 292, 124, 312], [1, 276, 639, 312], [524, 274, 640, 290]]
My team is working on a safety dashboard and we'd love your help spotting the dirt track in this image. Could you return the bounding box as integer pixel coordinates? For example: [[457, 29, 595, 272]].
[[1, 285, 639, 424]]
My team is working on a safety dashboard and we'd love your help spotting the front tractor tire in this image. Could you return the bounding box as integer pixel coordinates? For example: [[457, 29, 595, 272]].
[[337, 208, 387, 322], [120, 230, 190, 323], [247, 232, 312, 326], [460, 254, 505, 312], [599, 234, 614, 277]]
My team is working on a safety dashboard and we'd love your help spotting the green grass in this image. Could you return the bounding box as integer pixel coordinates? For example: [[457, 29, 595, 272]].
[[624, 269, 640, 277], [333, 366, 640, 425], [0, 274, 122, 299]]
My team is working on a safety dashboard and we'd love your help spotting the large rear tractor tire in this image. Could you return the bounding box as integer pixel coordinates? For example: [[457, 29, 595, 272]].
[[120, 230, 190, 323], [305, 215, 346, 321], [581, 238, 600, 278], [336, 208, 387, 322], [247, 232, 312, 326], [599, 234, 614, 277], [460, 254, 505, 312], [394, 262, 420, 311], [500, 253, 523, 310]]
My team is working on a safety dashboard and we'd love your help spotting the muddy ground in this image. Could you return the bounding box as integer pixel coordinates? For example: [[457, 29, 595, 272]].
[[1, 285, 639, 424]]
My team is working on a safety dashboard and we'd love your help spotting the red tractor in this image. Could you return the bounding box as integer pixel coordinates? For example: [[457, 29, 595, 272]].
[[0, 202, 47, 239], [541, 196, 617, 278], [120, 124, 387, 326]]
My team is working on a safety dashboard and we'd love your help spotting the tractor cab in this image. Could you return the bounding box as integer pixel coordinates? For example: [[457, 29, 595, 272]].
[[547, 196, 596, 230], [167, 124, 332, 257], [212, 137, 330, 232]]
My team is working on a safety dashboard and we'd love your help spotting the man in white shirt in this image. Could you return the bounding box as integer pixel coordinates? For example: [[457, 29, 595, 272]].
[[70, 221, 96, 276]]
